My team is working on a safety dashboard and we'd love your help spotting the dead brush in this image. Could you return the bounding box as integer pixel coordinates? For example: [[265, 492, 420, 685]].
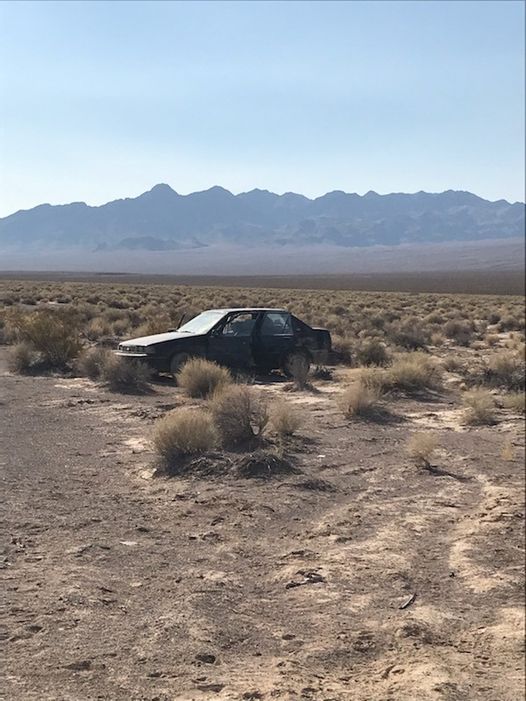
[[482, 352, 525, 392], [269, 400, 303, 437], [177, 358, 232, 398], [101, 355, 152, 392], [502, 392, 525, 414], [153, 409, 219, 469], [462, 389, 496, 425], [75, 347, 113, 380], [386, 352, 442, 393], [407, 433, 439, 468], [354, 339, 390, 367], [5, 307, 82, 369], [339, 380, 383, 419], [7, 342, 40, 374], [210, 385, 268, 447], [444, 319, 474, 346]]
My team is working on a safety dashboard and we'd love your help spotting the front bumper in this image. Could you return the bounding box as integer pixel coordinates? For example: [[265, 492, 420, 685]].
[[114, 350, 149, 358]]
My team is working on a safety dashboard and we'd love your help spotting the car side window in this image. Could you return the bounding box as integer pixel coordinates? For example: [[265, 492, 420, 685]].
[[260, 312, 292, 336], [221, 312, 258, 337]]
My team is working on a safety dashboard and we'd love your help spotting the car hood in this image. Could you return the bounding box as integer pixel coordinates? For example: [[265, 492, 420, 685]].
[[120, 331, 205, 347]]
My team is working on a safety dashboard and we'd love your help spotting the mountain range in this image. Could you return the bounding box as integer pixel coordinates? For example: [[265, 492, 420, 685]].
[[1, 184, 524, 252]]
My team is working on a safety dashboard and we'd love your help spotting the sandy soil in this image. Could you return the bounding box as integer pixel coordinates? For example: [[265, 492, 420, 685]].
[[1, 350, 524, 700]]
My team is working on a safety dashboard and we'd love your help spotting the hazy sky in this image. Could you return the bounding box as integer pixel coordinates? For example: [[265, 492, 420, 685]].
[[0, 0, 524, 216]]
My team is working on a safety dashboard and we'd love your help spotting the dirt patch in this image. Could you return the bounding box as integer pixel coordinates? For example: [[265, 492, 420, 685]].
[[1, 346, 524, 700]]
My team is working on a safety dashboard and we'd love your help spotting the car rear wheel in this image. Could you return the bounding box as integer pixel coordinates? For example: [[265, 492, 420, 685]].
[[170, 352, 190, 381], [282, 351, 311, 379]]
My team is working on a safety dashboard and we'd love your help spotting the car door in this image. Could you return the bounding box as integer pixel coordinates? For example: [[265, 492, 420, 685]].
[[253, 311, 295, 369], [206, 311, 259, 368]]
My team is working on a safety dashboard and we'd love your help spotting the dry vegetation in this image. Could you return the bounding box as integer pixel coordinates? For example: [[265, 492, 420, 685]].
[[1, 275, 525, 700]]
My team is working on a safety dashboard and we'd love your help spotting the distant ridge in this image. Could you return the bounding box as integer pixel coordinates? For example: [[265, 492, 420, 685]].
[[0, 185, 523, 252]]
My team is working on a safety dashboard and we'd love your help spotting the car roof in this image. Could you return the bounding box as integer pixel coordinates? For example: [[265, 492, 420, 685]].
[[207, 308, 288, 314]]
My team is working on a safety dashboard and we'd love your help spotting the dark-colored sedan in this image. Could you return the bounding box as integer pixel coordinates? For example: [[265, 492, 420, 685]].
[[115, 308, 331, 377]]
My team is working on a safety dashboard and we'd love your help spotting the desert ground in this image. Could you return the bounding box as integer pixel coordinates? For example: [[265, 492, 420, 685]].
[[1, 277, 524, 701]]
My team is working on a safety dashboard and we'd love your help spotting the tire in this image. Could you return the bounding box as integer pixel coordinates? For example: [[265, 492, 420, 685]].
[[282, 351, 311, 379], [170, 352, 190, 381]]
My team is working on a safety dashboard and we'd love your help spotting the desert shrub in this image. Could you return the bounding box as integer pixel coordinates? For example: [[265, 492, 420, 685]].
[[407, 433, 438, 466], [462, 389, 496, 425], [269, 400, 303, 437], [358, 365, 386, 388], [332, 335, 353, 364], [442, 356, 465, 373], [177, 358, 232, 398], [430, 332, 445, 346], [75, 347, 112, 380], [482, 352, 525, 391], [153, 409, 218, 466], [111, 318, 130, 336], [339, 380, 382, 418], [210, 385, 268, 446], [7, 342, 40, 373], [424, 311, 444, 325], [502, 392, 525, 414], [355, 340, 390, 367], [101, 355, 152, 392], [444, 319, 475, 346], [85, 317, 113, 341], [6, 308, 82, 369], [498, 314, 524, 332], [133, 318, 172, 337], [387, 321, 430, 350], [386, 352, 442, 393], [487, 311, 501, 325]]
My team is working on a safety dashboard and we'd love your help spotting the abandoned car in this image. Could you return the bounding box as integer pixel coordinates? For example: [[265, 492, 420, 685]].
[[116, 308, 331, 377]]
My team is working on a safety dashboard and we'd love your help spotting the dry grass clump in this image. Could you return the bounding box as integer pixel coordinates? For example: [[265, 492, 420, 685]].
[[6, 308, 82, 369], [462, 389, 496, 425], [359, 366, 391, 393], [75, 347, 113, 380], [85, 317, 113, 341], [444, 319, 474, 346], [502, 392, 525, 414], [387, 320, 430, 350], [498, 314, 525, 332], [331, 335, 353, 364], [442, 356, 465, 374], [355, 339, 390, 367], [177, 358, 232, 398], [101, 355, 152, 392], [210, 385, 268, 446], [407, 433, 439, 466], [339, 380, 383, 418], [7, 342, 40, 373], [269, 400, 303, 437], [153, 409, 218, 466], [387, 352, 442, 393], [483, 352, 525, 391]]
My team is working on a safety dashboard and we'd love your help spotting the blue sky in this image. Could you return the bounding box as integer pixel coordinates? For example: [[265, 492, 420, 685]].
[[0, 0, 524, 216]]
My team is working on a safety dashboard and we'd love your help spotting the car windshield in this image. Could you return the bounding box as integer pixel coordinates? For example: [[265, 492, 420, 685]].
[[177, 310, 225, 335]]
